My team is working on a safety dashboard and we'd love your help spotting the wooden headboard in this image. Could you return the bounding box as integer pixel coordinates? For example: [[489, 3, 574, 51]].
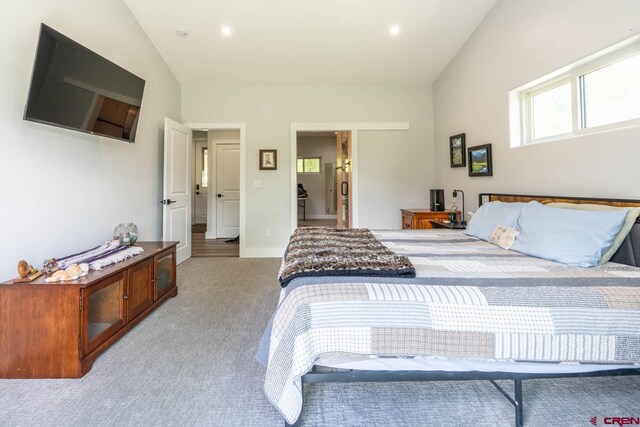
[[478, 193, 640, 267], [479, 193, 640, 209]]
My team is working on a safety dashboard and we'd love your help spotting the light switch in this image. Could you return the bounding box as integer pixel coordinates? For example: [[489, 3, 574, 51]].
[[253, 180, 262, 188]]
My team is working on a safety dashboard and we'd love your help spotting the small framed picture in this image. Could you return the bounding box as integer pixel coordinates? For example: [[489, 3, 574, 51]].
[[449, 133, 466, 168], [468, 143, 493, 177], [259, 149, 277, 170]]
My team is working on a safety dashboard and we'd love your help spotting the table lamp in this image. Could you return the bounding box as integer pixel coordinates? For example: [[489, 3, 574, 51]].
[[452, 189, 466, 225]]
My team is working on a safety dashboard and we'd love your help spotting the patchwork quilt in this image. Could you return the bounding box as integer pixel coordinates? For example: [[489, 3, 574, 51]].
[[278, 227, 415, 287], [260, 229, 640, 424]]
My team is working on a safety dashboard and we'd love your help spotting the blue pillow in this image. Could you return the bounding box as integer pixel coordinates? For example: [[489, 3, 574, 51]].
[[511, 201, 628, 267], [465, 201, 527, 241]]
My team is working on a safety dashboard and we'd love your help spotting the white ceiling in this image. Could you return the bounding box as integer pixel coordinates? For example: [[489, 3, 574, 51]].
[[123, 0, 496, 85]]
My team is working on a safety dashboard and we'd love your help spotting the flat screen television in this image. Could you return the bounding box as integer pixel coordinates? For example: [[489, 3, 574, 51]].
[[24, 24, 146, 143]]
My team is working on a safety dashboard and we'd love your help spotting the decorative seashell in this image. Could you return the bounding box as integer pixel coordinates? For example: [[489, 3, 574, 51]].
[[45, 270, 66, 283], [79, 263, 89, 274], [66, 264, 82, 277]]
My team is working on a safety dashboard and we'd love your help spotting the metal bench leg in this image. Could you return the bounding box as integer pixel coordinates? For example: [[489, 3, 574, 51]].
[[514, 379, 523, 427], [490, 379, 524, 427]]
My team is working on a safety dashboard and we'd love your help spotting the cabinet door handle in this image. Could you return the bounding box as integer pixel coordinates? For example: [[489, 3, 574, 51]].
[[123, 295, 128, 300]]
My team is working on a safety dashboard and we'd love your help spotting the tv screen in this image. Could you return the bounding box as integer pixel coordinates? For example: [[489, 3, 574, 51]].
[[24, 24, 145, 143]]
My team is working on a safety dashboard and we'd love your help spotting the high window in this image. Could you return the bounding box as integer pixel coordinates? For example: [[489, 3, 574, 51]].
[[510, 37, 640, 146]]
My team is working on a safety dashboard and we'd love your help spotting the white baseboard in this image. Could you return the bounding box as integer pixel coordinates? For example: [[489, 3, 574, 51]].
[[241, 247, 285, 258], [205, 231, 216, 239], [303, 214, 338, 220]]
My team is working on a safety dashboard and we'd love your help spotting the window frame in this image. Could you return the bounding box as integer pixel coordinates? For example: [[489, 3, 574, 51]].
[[512, 36, 640, 147], [296, 156, 322, 174]]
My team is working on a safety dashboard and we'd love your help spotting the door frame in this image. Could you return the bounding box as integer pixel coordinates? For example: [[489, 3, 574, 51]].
[[192, 137, 208, 225], [185, 123, 246, 257], [290, 122, 410, 234]]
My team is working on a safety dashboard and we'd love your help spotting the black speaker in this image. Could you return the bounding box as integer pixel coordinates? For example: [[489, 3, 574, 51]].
[[430, 189, 444, 212]]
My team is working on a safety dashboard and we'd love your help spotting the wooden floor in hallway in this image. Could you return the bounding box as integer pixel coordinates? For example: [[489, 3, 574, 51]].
[[192, 233, 239, 257]]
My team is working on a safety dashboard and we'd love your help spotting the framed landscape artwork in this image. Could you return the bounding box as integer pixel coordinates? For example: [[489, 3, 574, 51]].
[[259, 149, 277, 170], [449, 133, 466, 167], [468, 144, 493, 177]]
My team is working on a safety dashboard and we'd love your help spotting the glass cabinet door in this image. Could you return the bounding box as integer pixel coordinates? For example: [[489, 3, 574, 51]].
[[154, 248, 176, 300], [81, 272, 126, 356]]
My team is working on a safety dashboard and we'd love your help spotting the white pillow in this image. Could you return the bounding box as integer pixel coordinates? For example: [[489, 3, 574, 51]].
[[465, 202, 527, 241], [489, 224, 519, 250]]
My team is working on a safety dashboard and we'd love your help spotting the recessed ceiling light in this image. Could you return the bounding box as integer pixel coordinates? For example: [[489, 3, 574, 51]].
[[389, 25, 400, 36], [221, 26, 232, 37]]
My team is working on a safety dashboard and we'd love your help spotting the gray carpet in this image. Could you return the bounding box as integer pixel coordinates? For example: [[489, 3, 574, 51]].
[[1, 258, 638, 426]]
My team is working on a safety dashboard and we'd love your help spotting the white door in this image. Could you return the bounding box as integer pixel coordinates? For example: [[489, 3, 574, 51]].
[[194, 140, 208, 224], [216, 144, 240, 238], [162, 118, 192, 264]]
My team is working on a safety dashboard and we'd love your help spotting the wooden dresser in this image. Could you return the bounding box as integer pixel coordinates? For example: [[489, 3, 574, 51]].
[[0, 241, 178, 379], [401, 209, 460, 230]]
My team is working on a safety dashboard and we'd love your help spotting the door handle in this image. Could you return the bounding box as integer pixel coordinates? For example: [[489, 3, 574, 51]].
[[341, 182, 348, 196], [161, 199, 177, 205], [217, 193, 224, 198]]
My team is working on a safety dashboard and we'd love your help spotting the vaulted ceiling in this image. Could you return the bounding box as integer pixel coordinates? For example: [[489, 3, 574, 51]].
[[123, 0, 496, 85]]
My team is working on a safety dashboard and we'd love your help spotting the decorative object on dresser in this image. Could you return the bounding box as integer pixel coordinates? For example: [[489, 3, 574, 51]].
[[0, 242, 178, 379], [449, 133, 466, 167], [113, 222, 139, 246], [468, 143, 492, 177], [259, 149, 277, 170], [429, 189, 445, 211], [401, 209, 460, 229], [12, 260, 43, 283]]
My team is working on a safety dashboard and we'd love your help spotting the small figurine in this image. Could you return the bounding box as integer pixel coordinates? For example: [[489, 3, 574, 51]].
[[43, 258, 59, 275]]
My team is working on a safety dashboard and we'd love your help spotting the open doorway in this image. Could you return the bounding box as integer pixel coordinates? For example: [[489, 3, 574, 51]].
[[296, 130, 352, 228], [190, 128, 241, 257]]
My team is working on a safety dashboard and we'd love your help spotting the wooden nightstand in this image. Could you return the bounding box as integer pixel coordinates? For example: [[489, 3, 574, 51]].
[[400, 209, 460, 230]]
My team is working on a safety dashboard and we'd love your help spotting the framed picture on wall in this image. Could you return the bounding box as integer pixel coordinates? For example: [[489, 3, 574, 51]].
[[449, 133, 466, 167], [468, 143, 493, 177], [259, 149, 277, 170]]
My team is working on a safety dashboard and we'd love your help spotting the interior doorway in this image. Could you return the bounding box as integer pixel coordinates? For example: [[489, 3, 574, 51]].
[[189, 128, 241, 257], [296, 130, 352, 228]]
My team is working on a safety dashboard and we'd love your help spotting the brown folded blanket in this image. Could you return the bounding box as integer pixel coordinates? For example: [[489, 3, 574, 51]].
[[278, 227, 415, 287]]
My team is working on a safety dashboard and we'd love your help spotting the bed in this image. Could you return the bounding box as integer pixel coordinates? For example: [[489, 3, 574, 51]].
[[258, 193, 640, 427]]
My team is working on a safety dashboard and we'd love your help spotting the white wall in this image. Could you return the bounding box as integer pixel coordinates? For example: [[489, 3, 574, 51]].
[[358, 130, 432, 228], [434, 0, 640, 215], [0, 0, 181, 281], [182, 84, 433, 255], [297, 136, 336, 219]]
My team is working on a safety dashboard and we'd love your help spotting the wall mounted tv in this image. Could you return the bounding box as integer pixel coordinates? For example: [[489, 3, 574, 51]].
[[24, 24, 146, 143]]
